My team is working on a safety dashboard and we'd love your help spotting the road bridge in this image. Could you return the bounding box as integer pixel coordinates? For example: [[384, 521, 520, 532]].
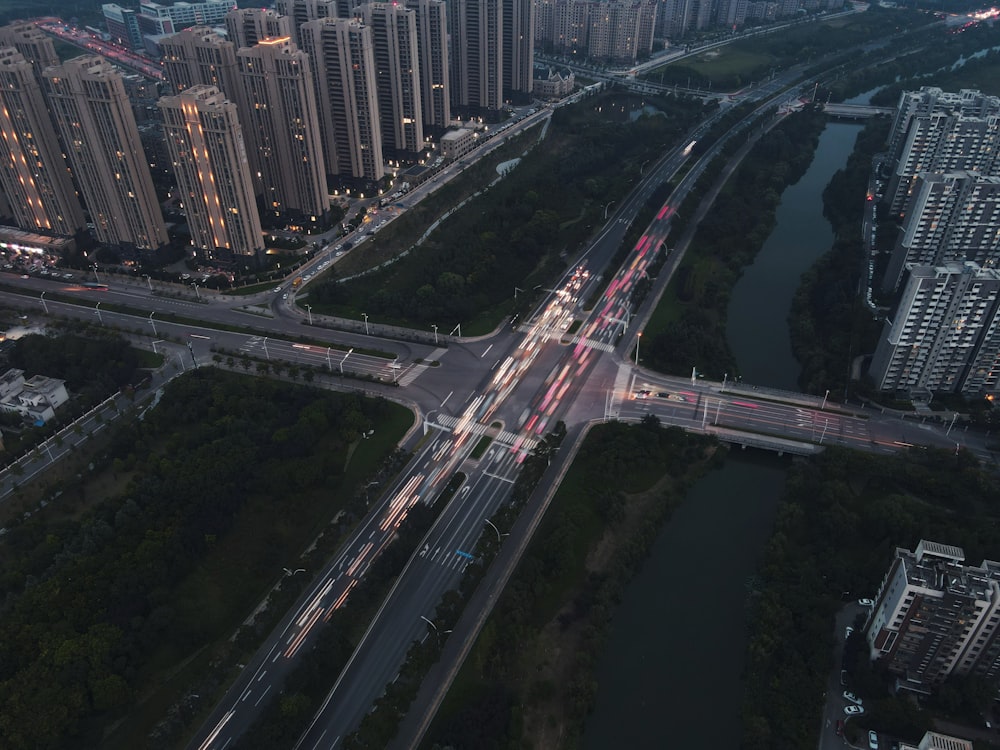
[[823, 102, 895, 118]]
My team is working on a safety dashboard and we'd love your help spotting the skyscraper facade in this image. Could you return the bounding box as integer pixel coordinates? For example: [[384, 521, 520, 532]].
[[0, 23, 59, 71], [883, 171, 1000, 291], [301, 18, 384, 183], [0, 48, 84, 237], [449, 0, 503, 115], [869, 262, 1000, 396], [355, 3, 424, 157], [276, 0, 338, 46], [225, 8, 293, 49], [44, 56, 168, 259], [886, 87, 1000, 216], [160, 25, 241, 98], [406, 0, 450, 131], [159, 85, 264, 268], [502, 0, 534, 100], [237, 38, 330, 224]]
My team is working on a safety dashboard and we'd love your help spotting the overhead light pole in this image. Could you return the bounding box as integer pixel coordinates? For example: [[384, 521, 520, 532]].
[[362, 312, 369, 335], [39, 291, 48, 314], [635, 331, 641, 366], [148, 311, 157, 336]]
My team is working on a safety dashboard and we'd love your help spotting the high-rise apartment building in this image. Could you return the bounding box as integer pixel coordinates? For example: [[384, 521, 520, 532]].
[[355, 3, 424, 158], [587, 0, 656, 62], [225, 8, 293, 49], [160, 25, 241, 98], [883, 171, 1000, 291], [866, 540, 1000, 693], [103, 4, 144, 49], [300, 18, 384, 183], [502, 0, 533, 100], [886, 87, 1000, 216], [237, 38, 330, 224], [449, 0, 503, 115], [405, 0, 450, 131], [0, 48, 84, 237], [0, 23, 59, 71], [275, 0, 338, 46], [44, 56, 168, 260], [159, 85, 264, 267], [870, 262, 1000, 396], [534, 0, 589, 56]]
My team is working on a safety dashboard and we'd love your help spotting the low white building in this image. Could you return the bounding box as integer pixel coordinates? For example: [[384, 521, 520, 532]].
[[439, 128, 479, 161], [0, 368, 69, 424]]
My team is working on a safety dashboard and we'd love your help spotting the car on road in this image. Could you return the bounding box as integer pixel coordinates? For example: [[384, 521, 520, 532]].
[[869, 730, 879, 749], [844, 705, 864, 716], [845, 626, 854, 639], [843, 691, 863, 706], [282, 293, 288, 300], [273, 286, 281, 293], [859, 598, 875, 607]]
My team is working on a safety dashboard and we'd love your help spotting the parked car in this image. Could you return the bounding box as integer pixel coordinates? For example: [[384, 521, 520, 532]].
[[859, 598, 875, 607], [845, 626, 854, 639], [869, 730, 879, 749], [844, 705, 864, 716], [843, 691, 863, 706]]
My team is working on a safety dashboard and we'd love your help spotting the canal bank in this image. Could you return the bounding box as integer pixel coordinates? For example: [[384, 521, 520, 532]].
[[583, 118, 864, 748]]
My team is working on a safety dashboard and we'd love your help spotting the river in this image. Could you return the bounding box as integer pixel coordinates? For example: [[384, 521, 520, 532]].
[[583, 117, 864, 747]]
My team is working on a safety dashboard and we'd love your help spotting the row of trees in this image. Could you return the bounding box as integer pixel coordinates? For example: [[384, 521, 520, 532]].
[[741, 446, 998, 749], [310, 91, 710, 329], [0, 369, 400, 749], [644, 106, 829, 377]]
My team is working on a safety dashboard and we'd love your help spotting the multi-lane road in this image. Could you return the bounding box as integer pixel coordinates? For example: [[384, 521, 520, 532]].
[[2, 47, 994, 750]]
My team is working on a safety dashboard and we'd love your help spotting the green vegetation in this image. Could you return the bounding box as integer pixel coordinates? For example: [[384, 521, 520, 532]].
[[653, 7, 935, 90], [310, 91, 710, 333], [644, 106, 829, 378], [470, 435, 493, 460], [742, 447, 999, 749], [0, 369, 413, 750], [426, 420, 719, 749], [790, 118, 888, 396]]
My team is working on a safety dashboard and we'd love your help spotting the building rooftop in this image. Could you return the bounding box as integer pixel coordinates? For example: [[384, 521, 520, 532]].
[[900, 540, 1000, 600]]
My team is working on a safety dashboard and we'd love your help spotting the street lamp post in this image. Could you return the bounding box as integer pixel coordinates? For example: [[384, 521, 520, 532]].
[[635, 331, 641, 366], [144, 274, 153, 291], [432, 324, 438, 345], [339, 347, 353, 374], [151, 339, 164, 354], [263, 336, 269, 360], [305, 304, 313, 325], [819, 418, 830, 444], [326, 347, 332, 371], [362, 312, 369, 335], [640, 159, 651, 176], [485, 519, 506, 543], [92, 264, 101, 284], [604, 200, 615, 220], [148, 311, 157, 336], [821, 389, 830, 410], [191, 282, 200, 300], [39, 291, 48, 314], [95, 301, 103, 325]]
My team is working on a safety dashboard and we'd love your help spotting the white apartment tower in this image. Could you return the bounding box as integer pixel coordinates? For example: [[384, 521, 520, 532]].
[[237, 38, 330, 224], [884, 171, 1000, 292], [866, 541, 1000, 692], [0, 48, 84, 237], [406, 0, 450, 131], [870, 262, 1000, 397], [300, 17, 384, 183], [159, 85, 264, 267], [44, 56, 168, 259], [355, 3, 424, 157]]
